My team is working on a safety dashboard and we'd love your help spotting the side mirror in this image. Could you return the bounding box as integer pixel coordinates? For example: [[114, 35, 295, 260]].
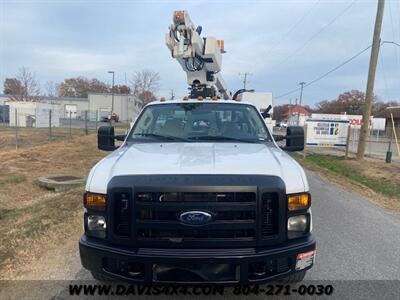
[[98, 126, 116, 151], [282, 126, 304, 152]]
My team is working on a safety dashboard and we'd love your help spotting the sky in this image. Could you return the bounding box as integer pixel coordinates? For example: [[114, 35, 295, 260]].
[[1, 0, 400, 107]]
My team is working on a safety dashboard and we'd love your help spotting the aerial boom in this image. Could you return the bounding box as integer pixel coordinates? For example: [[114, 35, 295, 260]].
[[166, 10, 229, 99]]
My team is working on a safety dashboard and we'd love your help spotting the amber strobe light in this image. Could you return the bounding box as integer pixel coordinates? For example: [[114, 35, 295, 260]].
[[288, 193, 310, 211], [84, 193, 106, 210]]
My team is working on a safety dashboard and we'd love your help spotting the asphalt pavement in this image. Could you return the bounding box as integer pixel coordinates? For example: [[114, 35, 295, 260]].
[[306, 170, 400, 280]]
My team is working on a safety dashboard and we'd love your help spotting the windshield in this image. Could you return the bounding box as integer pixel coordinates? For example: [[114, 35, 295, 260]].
[[128, 102, 272, 143]]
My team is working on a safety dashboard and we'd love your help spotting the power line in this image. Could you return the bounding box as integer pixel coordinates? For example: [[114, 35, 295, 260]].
[[382, 40, 400, 47], [276, 41, 400, 100], [263, 0, 321, 58], [397, 1, 400, 43], [270, 0, 358, 73], [387, 0, 400, 73], [238, 72, 252, 89], [304, 45, 372, 87], [275, 44, 372, 99]]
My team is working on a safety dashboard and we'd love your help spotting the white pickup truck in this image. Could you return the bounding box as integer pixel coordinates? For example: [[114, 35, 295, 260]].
[[79, 99, 315, 284]]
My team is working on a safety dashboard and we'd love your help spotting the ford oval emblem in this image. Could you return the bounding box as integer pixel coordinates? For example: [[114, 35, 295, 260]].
[[179, 211, 213, 225]]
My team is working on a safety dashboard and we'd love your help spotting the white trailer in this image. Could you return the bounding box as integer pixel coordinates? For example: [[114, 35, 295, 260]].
[[237, 92, 275, 131]]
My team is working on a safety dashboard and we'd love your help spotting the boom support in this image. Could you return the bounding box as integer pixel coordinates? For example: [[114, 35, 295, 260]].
[[166, 10, 229, 99]]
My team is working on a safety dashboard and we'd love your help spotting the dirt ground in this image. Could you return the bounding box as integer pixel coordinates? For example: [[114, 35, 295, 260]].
[[345, 158, 400, 188], [0, 133, 104, 209], [0, 133, 106, 279], [295, 154, 400, 214], [0, 127, 91, 151]]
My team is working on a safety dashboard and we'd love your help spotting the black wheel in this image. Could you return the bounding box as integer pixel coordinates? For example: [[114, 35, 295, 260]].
[[280, 270, 306, 283], [91, 272, 113, 282]]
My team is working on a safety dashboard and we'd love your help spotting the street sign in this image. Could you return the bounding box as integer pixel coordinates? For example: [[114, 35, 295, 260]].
[[306, 119, 349, 147]]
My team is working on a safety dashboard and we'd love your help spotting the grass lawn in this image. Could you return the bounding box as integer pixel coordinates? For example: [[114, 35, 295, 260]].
[[292, 153, 400, 201]]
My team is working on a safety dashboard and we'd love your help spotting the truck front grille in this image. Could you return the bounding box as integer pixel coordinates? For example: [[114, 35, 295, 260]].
[[134, 192, 256, 245], [261, 192, 279, 238], [112, 190, 280, 247], [136, 192, 256, 203], [113, 192, 131, 237]]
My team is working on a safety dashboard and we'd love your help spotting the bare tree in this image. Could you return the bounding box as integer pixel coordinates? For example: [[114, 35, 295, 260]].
[[45, 80, 58, 97], [130, 69, 160, 104], [5, 67, 41, 101]]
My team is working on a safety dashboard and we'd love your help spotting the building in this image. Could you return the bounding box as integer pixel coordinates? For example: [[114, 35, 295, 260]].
[[0, 94, 9, 105], [0, 93, 144, 126], [88, 93, 143, 122], [7, 101, 62, 127], [43, 93, 143, 122], [45, 96, 89, 119], [376, 108, 400, 136], [0, 94, 10, 123], [287, 105, 311, 126]]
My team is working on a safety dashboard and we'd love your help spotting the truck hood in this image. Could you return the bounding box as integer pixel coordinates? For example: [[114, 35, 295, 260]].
[[86, 142, 308, 194]]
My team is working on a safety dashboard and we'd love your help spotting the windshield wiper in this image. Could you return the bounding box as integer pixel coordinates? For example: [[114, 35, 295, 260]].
[[133, 133, 189, 142], [187, 135, 261, 143]]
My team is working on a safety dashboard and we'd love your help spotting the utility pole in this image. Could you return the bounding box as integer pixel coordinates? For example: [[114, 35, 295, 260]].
[[357, 0, 385, 160], [239, 72, 252, 89], [298, 82, 306, 106]]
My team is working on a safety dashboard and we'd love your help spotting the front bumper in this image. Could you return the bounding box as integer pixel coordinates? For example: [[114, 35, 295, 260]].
[[79, 235, 316, 285]]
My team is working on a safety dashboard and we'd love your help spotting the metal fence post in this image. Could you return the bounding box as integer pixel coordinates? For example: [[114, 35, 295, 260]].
[[391, 113, 400, 157], [303, 125, 307, 159], [69, 111, 72, 139], [84, 110, 88, 135], [345, 125, 351, 159], [95, 110, 98, 132], [15, 108, 18, 150], [386, 127, 393, 163], [49, 109, 52, 140]]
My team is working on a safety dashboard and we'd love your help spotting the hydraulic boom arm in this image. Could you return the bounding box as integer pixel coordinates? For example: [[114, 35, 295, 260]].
[[166, 10, 229, 99]]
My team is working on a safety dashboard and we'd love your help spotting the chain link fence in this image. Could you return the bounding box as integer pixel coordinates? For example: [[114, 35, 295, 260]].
[[273, 124, 400, 161], [303, 126, 400, 161], [0, 108, 135, 151]]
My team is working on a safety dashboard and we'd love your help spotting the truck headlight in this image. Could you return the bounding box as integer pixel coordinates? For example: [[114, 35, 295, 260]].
[[287, 193, 310, 211], [287, 215, 308, 232], [86, 215, 106, 238]]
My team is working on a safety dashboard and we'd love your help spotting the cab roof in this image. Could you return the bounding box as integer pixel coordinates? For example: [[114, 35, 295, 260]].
[[146, 99, 256, 107]]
